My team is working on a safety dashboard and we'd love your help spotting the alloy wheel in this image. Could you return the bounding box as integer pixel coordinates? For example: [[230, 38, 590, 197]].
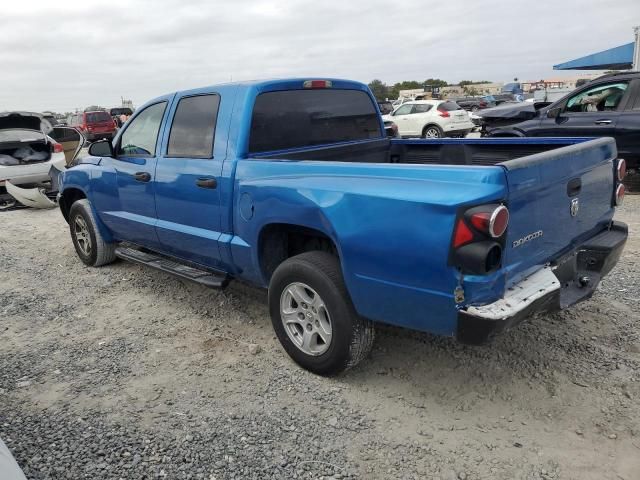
[[280, 282, 332, 356]]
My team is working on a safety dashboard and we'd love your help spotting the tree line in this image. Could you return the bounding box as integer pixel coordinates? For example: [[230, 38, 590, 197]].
[[368, 79, 492, 101]]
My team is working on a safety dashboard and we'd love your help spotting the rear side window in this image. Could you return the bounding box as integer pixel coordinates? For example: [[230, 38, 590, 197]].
[[167, 94, 220, 158], [249, 89, 381, 153], [412, 104, 432, 113], [85, 111, 111, 123], [439, 101, 462, 111]]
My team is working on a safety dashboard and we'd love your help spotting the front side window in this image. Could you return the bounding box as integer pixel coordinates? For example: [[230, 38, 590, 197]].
[[565, 82, 628, 113], [167, 94, 220, 158], [249, 89, 381, 153], [393, 104, 413, 116], [117, 102, 167, 156]]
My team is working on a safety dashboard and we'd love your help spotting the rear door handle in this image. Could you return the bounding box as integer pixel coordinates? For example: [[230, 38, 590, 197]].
[[196, 177, 217, 189], [594, 119, 612, 125], [133, 171, 151, 182]]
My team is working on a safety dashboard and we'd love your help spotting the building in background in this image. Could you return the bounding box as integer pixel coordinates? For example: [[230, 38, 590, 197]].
[[440, 82, 503, 97]]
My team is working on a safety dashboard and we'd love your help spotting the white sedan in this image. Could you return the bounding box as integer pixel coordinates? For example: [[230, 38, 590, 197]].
[[0, 112, 67, 187], [0, 112, 82, 209], [382, 100, 474, 138]]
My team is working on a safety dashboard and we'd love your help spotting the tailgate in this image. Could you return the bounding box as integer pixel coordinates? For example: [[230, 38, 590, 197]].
[[451, 110, 469, 123], [500, 138, 616, 284]]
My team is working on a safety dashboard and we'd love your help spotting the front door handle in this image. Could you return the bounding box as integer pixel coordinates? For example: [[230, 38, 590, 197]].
[[196, 177, 217, 189], [594, 119, 612, 125], [133, 171, 151, 182]]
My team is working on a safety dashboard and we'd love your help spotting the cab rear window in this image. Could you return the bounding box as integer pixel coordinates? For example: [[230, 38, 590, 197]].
[[249, 89, 382, 153]]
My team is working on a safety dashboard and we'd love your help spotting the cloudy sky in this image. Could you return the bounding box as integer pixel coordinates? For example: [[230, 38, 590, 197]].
[[1, 0, 638, 112]]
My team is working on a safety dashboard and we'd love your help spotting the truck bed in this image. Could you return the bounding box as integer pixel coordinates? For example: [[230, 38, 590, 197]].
[[251, 137, 596, 166]]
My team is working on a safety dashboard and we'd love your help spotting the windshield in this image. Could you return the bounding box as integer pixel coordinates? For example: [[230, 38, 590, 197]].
[[85, 111, 112, 123]]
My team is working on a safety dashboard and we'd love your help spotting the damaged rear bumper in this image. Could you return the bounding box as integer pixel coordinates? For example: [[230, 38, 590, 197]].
[[0, 165, 64, 210], [457, 221, 628, 344]]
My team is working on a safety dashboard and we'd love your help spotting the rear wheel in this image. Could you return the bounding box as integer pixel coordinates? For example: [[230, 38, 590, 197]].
[[422, 125, 443, 139], [268, 251, 374, 375], [69, 199, 117, 267]]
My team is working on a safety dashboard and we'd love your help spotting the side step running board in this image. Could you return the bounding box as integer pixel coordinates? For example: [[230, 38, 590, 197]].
[[115, 247, 229, 289]]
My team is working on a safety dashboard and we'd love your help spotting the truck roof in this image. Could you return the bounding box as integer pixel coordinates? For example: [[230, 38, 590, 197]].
[[170, 78, 370, 100]]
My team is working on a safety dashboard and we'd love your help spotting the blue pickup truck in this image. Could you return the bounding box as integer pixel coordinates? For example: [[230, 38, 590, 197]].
[[58, 78, 628, 375]]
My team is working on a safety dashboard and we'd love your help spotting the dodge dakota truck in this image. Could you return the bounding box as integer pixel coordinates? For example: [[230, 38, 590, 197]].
[[57, 78, 628, 375]]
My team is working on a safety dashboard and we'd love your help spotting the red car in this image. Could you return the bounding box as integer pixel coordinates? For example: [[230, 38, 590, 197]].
[[68, 110, 116, 141]]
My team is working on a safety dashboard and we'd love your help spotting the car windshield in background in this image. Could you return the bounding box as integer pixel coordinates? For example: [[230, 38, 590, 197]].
[[439, 101, 462, 111], [249, 89, 382, 153], [110, 108, 133, 116], [86, 112, 112, 123]]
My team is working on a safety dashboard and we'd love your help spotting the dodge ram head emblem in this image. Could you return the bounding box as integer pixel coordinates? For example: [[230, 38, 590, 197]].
[[570, 198, 579, 217]]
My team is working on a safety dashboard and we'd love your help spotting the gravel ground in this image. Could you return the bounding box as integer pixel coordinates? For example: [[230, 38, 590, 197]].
[[0, 197, 639, 480]]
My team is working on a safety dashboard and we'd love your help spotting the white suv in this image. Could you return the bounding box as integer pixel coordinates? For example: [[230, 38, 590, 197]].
[[382, 100, 474, 138]]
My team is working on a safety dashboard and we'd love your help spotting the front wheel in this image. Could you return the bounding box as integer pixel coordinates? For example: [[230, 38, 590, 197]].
[[68, 199, 117, 267], [268, 251, 374, 375], [422, 125, 443, 139]]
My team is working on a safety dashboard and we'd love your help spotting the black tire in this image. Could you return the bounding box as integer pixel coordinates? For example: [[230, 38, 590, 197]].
[[422, 125, 443, 139], [268, 251, 374, 375], [68, 199, 117, 267]]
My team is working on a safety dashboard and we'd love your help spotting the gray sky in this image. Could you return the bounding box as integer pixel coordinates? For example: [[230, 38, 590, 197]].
[[1, 0, 638, 112]]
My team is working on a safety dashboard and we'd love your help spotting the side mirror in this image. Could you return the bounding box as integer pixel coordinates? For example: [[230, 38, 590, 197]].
[[384, 121, 399, 138], [88, 139, 114, 157], [547, 107, 562, 119]]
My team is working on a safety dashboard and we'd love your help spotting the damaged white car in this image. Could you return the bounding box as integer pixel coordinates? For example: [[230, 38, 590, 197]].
[[0, 111, 83, 209]]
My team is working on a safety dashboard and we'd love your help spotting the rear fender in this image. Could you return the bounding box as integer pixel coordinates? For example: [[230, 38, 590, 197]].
[[232, 160, 509, 335]]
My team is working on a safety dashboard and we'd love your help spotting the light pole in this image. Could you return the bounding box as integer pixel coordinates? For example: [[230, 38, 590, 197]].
[[633, 26, 640, 70]]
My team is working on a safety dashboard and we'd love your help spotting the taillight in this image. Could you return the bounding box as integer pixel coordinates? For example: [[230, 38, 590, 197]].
[[617, 159, 626, 181], [437, 108, 450, 118], [449, 204, 509, 275], [303, 80, 333, 89], [470, 205, 509, 238], [615, 183, 625, 206], [53, 142, 64, 153], [453, 219, 474, 248]]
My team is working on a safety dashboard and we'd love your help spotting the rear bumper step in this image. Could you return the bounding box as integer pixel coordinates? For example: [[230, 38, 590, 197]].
[[457, 221, 628, 344], [115, 247, 229, 289]]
